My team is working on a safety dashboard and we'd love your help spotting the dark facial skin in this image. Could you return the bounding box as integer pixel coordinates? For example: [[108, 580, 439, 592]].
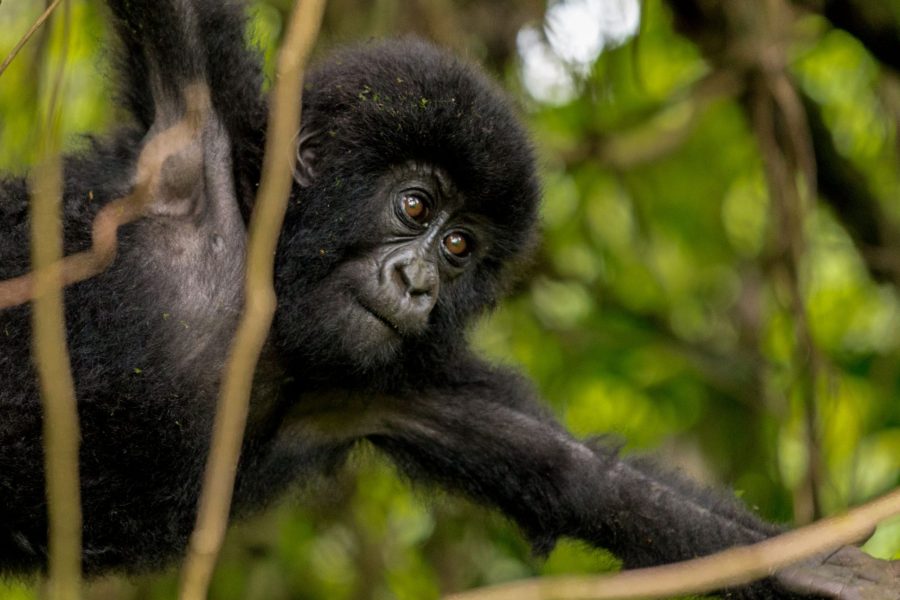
[[299, 162, 489, 368]]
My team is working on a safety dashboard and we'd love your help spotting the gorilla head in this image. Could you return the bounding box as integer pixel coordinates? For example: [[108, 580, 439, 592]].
[[272, 40, 541, 375]]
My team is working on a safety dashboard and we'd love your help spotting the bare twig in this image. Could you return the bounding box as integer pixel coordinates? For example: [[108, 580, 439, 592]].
[[29, 2, 81, 599], [445, 487, 900, 600], [0, 87, 210, 310], [0, 0, 64, 79], [177, 2, 327, 599]]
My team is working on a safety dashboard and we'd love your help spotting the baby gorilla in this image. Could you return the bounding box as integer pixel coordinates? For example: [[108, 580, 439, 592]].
[[0, 1, 898, 598]]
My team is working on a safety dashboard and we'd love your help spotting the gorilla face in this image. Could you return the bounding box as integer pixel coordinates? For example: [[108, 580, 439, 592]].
[[269, 39, 540, 381], [288, 162, 493, 371]]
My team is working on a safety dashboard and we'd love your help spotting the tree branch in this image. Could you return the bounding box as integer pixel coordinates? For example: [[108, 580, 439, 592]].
[[177, 1, 327, 598], [445, 487, 900, 600], [29, 2, 82, 598], [0, 0, 63, 79]]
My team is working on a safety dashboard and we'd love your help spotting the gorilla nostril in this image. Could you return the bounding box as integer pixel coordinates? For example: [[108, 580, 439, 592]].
[[396, 260, 437, 298], [408, 279, 432, 297]]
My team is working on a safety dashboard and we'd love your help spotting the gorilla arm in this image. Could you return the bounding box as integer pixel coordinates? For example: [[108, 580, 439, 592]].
[[284, 360, 900, 600]]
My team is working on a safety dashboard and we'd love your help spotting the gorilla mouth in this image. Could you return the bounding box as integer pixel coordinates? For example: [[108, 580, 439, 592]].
[[357, 300, 401, 335]]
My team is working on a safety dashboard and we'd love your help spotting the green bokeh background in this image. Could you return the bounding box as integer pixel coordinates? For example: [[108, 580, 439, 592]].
[[1, 1, 898, 598]]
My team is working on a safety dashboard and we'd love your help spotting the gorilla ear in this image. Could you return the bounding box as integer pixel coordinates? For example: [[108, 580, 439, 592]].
[[293, 127, 321, 188]]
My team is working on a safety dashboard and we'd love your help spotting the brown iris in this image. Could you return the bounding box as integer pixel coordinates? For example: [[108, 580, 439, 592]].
[[401, 194, 427, 222], [443, 232, 470, 257]]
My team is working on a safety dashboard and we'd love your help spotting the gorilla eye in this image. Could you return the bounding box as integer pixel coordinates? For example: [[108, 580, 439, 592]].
[[400, 193, 429, 224], [443, 231, 472, 259]]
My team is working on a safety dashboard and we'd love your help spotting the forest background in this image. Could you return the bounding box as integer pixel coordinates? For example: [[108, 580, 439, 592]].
[[0, 0, 898, 598]]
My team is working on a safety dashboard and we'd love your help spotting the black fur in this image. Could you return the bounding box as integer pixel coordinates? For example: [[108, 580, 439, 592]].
[[0, 1, 858, 598]]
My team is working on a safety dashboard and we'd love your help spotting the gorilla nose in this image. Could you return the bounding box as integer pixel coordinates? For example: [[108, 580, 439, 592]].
[[377, 253, 439, 333], [395, 258, 439, 302]]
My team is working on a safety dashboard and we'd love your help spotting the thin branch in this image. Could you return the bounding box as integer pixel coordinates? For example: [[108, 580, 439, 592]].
[[177, 1, 327, 599], [30, 2, 81, 598], [0, 91, 210, 310], [0, 0, 63, 79], [445, 487, 900, 600]]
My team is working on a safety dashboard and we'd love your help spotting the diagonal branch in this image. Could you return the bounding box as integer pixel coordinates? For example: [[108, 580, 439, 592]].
[[0, 87, 211, 310], [445, 487, 900, 600], [0, 0, 64, 78]]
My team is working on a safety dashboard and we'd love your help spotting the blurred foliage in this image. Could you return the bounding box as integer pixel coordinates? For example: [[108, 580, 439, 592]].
[[0, 0, 898, 598]]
